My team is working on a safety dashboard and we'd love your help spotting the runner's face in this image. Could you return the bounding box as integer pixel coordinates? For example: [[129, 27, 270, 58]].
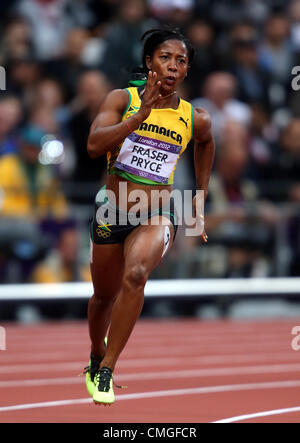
[[146, 39, 189, 92]]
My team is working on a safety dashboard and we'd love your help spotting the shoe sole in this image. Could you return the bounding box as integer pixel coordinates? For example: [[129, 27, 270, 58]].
[[93, 401, 113, 407]]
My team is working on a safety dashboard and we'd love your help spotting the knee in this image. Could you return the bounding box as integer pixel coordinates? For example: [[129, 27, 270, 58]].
[[123, 263, 148, 292], [91, 293, 116, 308]]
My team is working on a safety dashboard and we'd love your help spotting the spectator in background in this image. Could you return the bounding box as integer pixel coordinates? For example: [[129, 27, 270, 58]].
[[100, 0, 157, 87], [247, 102, 279, 182], [163, 1, 194, 31], [31, 226, 91, 283], [0, 123, 70, 283], [207, 121, 256, 213], [68, 70, 111, 203], [262, 118, 300, 202], [31, 78, 65, 115], [15, 0, 73, 60], [210, 0, 271, 31], [6, 55, 42, 110], [44, 28, 90, 101], [204, 120, 274, 278], [29, 77, 66, 135], [0, 124, 68, 219], [148, 0, 194, 24], [28, 77, 79, 181], [191, 72, 252, 146], [226, 23, 272, 107], [0, 16, 33, 66], [186, 20, 218, 99], [0, 95, 22, 157], [259, 13, 294, 85], [258, 13, 296, 109], [289, 0, 300, 50]]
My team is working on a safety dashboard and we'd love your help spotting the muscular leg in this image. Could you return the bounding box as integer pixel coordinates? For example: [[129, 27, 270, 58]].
[[88, 241, 124, 357], [100, 216, 174, 371]]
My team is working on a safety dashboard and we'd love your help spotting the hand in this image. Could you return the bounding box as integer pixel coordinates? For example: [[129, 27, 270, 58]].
[[137, 71, 162, 120]]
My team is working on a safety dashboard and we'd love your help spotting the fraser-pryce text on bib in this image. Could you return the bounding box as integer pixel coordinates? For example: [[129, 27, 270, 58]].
[[114, 132, 181, 184]]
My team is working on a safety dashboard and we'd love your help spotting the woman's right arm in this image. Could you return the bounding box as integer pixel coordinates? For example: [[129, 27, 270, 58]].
[[87, 72, 162, 159]]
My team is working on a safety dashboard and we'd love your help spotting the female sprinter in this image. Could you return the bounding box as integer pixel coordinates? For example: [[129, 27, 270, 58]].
[[83, 28, 215, 405]]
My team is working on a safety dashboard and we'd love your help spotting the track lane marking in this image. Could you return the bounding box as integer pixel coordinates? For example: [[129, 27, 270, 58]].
[[1, 380, 300, 413], [2, 362, 300, 384], [213, 406, 300, 423]]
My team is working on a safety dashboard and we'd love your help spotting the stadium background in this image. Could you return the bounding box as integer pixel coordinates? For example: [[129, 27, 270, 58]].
[[0, 0, 300, 322]]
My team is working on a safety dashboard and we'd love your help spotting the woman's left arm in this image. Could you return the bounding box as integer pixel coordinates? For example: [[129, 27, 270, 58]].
[[193, 107, 215, 201], [192, 107, 215, 242]]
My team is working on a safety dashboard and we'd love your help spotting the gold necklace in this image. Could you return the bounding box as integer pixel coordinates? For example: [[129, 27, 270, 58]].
[[160, 90, 177, 99], [141, 89, 177, 100]]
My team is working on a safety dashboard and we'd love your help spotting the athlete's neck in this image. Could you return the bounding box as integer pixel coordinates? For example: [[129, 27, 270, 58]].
[[140, 88, 179, 109], [160, 90, 177, 100], [152, 94, 179, 110]]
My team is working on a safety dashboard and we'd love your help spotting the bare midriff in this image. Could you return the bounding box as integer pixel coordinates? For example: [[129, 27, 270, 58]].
[[106, 173, 173, 212]]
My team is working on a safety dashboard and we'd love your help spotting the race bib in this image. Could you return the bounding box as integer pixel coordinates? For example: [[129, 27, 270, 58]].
[[115, 132, 181, 184]]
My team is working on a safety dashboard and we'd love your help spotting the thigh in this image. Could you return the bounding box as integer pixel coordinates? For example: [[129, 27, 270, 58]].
[[123, 215, 175, 274], [90, 240, 125, 297]]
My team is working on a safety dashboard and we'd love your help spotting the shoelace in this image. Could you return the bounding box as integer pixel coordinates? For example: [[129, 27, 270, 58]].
[[95, 367, 127, 391], [78, 355, 103, 380]]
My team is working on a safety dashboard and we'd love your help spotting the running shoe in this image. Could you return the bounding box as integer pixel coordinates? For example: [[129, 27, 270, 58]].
[[80, 337, 107, 397], [93, 366, 115, 405]]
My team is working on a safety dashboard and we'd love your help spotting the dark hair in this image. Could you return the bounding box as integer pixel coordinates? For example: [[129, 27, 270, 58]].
[[128, 27, 194, 86]]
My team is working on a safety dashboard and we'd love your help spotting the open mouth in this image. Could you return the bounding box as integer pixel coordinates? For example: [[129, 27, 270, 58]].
[[165, 76, 176, 85]]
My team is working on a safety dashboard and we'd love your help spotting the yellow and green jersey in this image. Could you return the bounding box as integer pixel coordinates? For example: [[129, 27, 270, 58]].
[[107, 87, 193, 185]]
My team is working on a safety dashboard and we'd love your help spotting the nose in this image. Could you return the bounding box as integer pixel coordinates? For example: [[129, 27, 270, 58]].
[[168, 60, 178, 72]]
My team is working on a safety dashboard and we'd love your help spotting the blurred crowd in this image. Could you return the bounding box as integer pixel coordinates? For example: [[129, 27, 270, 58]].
[[0, 0, 299, 285]]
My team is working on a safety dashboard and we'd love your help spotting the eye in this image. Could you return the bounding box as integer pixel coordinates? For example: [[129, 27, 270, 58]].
[[160, 55, 168, 60], [179, 58, 187, 65]]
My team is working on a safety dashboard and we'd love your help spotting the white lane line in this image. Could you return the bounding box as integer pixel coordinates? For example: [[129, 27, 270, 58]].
[[1, 380, 300, 413], [2, 363, 300, 388], [213, 406, 300, 423]]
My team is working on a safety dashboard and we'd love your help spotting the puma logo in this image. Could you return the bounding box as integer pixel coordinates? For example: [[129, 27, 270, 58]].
[[179, 117, 189, 127], [164, 232, 170, 246], [162, 226, 171, 258]]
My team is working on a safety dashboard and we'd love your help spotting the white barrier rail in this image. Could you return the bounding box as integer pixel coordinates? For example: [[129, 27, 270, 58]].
[[0, 278, 300, 301]]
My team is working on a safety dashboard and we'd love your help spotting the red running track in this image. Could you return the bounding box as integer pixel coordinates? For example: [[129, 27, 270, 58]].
[[1, 318, 300, 423]]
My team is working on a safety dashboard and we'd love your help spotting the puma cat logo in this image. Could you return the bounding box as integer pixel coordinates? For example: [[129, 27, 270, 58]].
[[179, 117, 189, 127], [164, 232, 170, 246]]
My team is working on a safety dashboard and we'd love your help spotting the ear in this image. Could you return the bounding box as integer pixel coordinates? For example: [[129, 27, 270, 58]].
[[145, 55, 152, 71]]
